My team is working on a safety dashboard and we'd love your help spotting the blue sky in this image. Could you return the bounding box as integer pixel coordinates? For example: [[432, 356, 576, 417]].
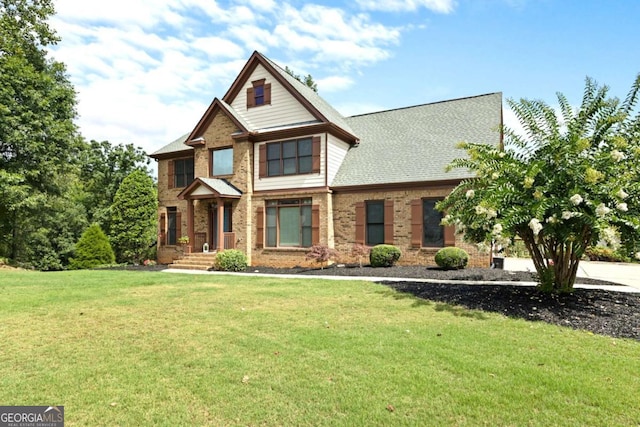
[[49, 0, 640, 157]]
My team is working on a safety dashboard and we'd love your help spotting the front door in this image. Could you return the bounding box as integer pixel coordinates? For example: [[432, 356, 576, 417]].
[[211, 203, 232, 249]]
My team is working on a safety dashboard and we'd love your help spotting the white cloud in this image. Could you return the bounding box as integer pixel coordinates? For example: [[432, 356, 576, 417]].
[[237, 0, 277, 11], [49, 0, 420, 160], [334, 101, 388, 117], [316, 76, 355, 93], [356, 0, 456, 13]]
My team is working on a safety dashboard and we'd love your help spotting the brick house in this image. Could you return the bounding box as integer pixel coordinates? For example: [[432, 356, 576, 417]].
[[150, 51, 502, 268]]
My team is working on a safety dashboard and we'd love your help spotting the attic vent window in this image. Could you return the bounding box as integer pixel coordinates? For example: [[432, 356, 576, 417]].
[[247, 79, 271, 108]]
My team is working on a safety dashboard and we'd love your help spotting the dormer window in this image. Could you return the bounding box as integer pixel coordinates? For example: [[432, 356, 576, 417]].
[[247, 79, 271, 108]]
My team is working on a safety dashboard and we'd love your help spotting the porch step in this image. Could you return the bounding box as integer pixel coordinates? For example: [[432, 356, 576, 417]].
[[170, 252, 218, 271]]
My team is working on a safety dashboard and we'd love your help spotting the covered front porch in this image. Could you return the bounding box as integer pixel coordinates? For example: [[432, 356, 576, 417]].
[[178, 177, 243, 254]]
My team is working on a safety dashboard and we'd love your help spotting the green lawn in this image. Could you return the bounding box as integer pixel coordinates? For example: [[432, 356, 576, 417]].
[[0, 270, 638, 426]]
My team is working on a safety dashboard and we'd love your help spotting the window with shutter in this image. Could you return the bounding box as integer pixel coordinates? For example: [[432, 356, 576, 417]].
[[172, 158, 194, 188], [167, 207, 178, 245], [247, 79, 271, 108], [412, 198, 451, 248], [264, 199, 313, 247], [366, 201, 384, 246]]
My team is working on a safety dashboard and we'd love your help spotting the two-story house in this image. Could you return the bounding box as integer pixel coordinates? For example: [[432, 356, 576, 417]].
[[150, 51, 502, 268]]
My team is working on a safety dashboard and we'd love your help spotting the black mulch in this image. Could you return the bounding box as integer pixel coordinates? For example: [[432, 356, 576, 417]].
[[245, 264, 640, 341]]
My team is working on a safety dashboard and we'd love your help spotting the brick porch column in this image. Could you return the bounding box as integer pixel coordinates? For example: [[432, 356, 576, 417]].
[[217, 199, 224, 251], [187, 198, 195, 249]]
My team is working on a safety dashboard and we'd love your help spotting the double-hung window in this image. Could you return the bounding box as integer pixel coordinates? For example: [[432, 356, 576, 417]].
[[173, 158, 194, 188], [211, 147, 233, 176], [410, 198, 451, 248], [422, 199, 444, 247], [167, 207, 178, 245], [267, 138, 313, 176], [266, 199, 312, 247], [366, 201, 385, 246]]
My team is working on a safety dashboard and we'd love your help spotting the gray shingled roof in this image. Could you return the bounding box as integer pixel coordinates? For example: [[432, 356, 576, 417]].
[[198, 178, 242, 197], [331, 93, 502, 188], [261, 54, 356, 138], [150, 133, 191, 157]]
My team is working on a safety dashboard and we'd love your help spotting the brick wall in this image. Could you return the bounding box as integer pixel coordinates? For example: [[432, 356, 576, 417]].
[[156, 156, 190, 264], [250, 190, 332, 268], [332, 186, 490, 268], [156, 112, 254, 264]]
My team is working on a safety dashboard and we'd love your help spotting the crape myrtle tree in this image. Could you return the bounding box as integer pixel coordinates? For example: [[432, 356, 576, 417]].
[[110, 170, 157, 264], [438, 76, 640, 293]]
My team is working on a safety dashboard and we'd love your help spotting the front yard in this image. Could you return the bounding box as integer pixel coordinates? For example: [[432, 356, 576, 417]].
[[0, 270, 638, 426]]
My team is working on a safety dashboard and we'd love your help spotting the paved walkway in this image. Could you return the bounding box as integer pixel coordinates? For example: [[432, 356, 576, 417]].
[[165, 257, 640, 294], [502, 257, 640, 290]]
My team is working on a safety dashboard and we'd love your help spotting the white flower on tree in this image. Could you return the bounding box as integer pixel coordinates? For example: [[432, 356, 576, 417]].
[[466, 189, 475, 199], [529, 218, 543, 236], [492, 223, 503, 235], [595, 203, 611, 217], [616, 189, 629, 199], [616, 202, 628, 212], [570, 194, 583, 206], [611, 150, 626, 162]]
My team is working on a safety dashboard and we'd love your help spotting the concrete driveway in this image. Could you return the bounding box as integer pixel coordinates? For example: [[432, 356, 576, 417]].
[[503, 257, 640, 290]]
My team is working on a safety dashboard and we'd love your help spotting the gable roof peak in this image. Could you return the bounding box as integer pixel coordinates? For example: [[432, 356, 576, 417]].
[[223, 51, 358, 143]]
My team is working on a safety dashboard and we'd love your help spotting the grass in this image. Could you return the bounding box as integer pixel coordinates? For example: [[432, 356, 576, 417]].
[[0, 270, 638, 426]]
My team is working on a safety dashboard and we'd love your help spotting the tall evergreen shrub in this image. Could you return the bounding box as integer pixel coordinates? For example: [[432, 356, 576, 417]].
[[69, 224, 115, 269]]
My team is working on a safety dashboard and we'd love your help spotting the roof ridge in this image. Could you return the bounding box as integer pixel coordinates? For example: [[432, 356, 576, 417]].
[[346, 92, 502, 119]]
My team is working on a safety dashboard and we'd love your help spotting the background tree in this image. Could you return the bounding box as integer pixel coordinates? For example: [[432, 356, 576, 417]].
[[439, 75, 640, 293], [284, 66, 318, 92], [0, 0, 84, 269], [110, 170, 157, 264], [77, 140, 151, 234], [69, 224, 115, 270]]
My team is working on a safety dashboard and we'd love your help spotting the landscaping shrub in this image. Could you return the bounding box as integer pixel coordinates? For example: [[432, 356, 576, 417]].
[[351, 244, 371, 268], [434, 247, 469, 270], [305, 245, 337, 269], [215, 250, 248, 272], [369, 244, 401, 267], [69, 224, 115, 269], [584, 246, 630, 263]]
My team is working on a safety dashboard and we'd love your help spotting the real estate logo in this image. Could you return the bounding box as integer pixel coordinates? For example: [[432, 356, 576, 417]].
[[0, 406, 64, 427]]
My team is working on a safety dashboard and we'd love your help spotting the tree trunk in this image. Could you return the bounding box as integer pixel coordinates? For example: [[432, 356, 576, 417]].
[[519, 230, 579, 293]]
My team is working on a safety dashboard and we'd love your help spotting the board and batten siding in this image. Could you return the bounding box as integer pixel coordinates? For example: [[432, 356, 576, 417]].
[[326, 134, 350, 186], [230, 64, 316, 130], [254, 134, 326, 192]]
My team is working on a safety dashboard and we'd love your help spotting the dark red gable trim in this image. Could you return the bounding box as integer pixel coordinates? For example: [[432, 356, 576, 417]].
[[222, 51, 358, 143], [184, 98, 249, 146]]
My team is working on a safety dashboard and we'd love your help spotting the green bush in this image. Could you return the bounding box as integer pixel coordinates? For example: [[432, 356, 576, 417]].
[[369, 244, 401, 267], [215, 250, 248, 272], [584, 246, 630, 263], [434, 247, 469, 270], [69, 224, 116, 270]]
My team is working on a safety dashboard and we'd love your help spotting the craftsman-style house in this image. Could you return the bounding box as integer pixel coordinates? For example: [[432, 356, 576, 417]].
[[150, 51, 502, 268]]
